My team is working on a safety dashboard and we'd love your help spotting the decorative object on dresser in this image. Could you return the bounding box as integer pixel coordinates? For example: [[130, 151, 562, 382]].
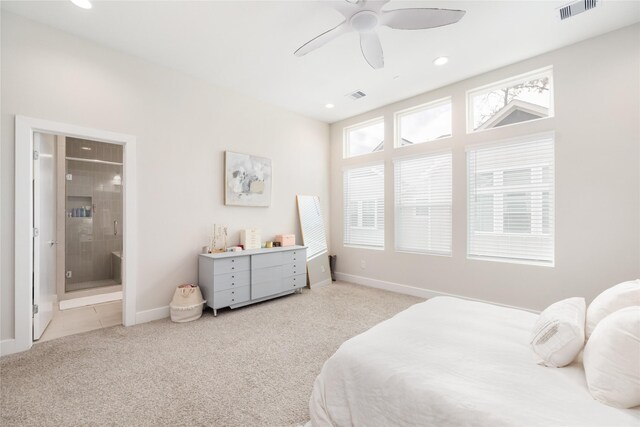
[[198, 246, 307, 316], [296, 195, 332, 288], [240, 228, 261, 250], [275, 234, 295, 247], [208, 224, 228, 253], [224, 151, 272, 207]]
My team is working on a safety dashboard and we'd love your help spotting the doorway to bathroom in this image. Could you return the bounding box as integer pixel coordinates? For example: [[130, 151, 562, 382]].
[[12, 116, 137, 355], [33, 133, 125, 341]]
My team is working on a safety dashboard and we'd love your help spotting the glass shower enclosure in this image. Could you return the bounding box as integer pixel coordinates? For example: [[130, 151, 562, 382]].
[[64, 137, 123, 293]]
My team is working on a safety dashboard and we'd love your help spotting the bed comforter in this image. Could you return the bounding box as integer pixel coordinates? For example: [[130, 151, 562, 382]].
[[308, 297, 640, 426]]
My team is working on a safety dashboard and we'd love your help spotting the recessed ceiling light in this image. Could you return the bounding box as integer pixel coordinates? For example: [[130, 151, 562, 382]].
[[325, 103, 335, 109], [433, 56, 449, 66], [70, 0, 92, 9], [81, 146, 92, 151]]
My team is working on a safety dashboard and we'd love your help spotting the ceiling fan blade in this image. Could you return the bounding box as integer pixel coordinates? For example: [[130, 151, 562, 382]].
[[380, 8, 466, 30], [360, 31, 384, 69], [294, 20, 349, 57]]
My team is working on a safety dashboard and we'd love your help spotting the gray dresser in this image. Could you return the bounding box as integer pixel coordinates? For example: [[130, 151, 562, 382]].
[[198, 245, 307, 316]]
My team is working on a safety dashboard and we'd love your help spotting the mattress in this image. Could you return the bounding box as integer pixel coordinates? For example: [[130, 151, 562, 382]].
[[308, 297, 640, 426]]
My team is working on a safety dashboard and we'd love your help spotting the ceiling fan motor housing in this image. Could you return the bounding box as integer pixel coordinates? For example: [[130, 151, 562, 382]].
[[350, 11, 379, 32]]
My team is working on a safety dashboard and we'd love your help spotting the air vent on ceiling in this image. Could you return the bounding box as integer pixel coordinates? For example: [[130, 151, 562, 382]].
[[347, 90, 367, 100], [558, 0, 599, 20]]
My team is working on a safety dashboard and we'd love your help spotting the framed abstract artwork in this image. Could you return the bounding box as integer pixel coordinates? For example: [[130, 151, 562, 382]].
[[224, 151, 272, 207]]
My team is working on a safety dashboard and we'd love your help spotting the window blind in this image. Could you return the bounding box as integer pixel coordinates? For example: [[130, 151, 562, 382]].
[[343, 164, 385, 248], [467, 134, 554, 265], [394, 152, 452, 255]]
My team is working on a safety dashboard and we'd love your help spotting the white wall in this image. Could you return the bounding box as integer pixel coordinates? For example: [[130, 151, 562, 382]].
[[329, 24, 640, 311], [1, 13, 330, 341]]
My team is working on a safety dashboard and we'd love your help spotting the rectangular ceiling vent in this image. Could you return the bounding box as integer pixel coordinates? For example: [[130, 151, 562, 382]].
[[558, 0, 599, 20], [347, 90, 367, 100]]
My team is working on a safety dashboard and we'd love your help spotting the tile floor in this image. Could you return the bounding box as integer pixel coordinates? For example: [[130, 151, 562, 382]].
[[37, 300, 122, 343]]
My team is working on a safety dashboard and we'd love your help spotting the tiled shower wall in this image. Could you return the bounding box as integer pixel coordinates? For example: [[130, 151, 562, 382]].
[[65, 138, 123, 288]]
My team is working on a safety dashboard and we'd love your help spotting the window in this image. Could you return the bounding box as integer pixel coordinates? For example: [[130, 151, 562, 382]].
[[395, 98, 452, 147], [467, 67, 553, 133], [344, 164, 385, 248], [467, 134, 554, 265], [394, 152, 452, 255], [344, 118, 384, 158]]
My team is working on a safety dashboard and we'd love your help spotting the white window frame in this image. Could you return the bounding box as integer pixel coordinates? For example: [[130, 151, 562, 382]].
[[343, 116, 385, 159], [466, 66, 554, 134], [394, 97, 452, 148], [466, 132, 555, 267]]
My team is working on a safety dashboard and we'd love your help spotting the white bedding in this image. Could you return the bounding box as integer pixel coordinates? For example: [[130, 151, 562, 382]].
[[308, 297, 640, 426]]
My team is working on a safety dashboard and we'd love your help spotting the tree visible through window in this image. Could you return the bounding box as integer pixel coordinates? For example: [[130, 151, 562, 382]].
[[469, 68, 553, 132]]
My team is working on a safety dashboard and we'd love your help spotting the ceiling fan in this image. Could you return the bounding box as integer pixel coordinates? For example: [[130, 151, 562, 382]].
[[294, 0, 466, 69]]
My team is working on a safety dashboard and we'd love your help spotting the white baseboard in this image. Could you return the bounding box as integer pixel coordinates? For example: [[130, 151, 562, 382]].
[[136, 305, 170, 324], [335, 272, 539, 314], [1, 339, 17, 357], [60, 291, 122, 310], [311, 278, 332, 289]]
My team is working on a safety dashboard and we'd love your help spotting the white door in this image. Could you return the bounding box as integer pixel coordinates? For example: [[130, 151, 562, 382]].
[[33, 132, 57, 340]]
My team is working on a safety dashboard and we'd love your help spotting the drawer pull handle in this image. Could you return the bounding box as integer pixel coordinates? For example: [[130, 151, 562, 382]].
[[232, 291, 235, 294], [232, 267, 235, 270], [232, 259, 235, 262], [232, 299, 235, 302]]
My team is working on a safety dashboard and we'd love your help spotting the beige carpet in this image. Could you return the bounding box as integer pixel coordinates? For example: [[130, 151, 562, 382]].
[[1, 282, 422, 426]]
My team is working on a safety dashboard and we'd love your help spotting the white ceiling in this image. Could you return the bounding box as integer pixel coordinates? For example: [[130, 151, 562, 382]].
[[2, 0, 639, 123]]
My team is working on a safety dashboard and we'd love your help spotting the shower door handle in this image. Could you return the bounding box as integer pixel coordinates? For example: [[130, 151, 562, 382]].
[[114, 220, 118, 236]]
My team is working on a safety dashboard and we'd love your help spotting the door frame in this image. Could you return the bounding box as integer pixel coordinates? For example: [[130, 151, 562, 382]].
[[14, 115, 137, 354]]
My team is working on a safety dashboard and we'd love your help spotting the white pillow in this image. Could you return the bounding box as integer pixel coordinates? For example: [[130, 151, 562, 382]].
[[530, 297, 586, 368], [583, 306, 640, 409], [586, 279, 640, 338]]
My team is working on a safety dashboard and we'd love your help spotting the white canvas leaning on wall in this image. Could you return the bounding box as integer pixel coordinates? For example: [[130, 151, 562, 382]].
[[225, 151, 272, 207]]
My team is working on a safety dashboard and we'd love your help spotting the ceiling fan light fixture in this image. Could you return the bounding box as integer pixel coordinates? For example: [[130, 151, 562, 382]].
[[70, 0, 92, 9], [433, 56, 449, 66], [325, 103, 335, 109]]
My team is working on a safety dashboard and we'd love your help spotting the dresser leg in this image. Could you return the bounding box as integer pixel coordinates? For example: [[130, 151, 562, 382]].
[[213, 309, 217, 317]]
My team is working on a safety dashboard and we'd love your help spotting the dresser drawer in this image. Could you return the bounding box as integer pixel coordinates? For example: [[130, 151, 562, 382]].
[[251, 265, 282, 284], [282, 249, 306, 264], [213, 270, 250, 292], [213, 286, 250, 309], [214, 256, 250, 275], [251, 252, 283, 270], [252, 279, 283, 300], [284, 273, 307, 291], [282, 262, 304, 278]]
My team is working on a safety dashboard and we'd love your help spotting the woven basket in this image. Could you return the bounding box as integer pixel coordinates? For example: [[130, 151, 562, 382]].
[[169, 284, 206, 323]]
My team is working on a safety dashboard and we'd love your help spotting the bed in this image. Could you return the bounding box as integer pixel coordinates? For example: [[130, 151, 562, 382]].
[[308, 297, 640, 426]]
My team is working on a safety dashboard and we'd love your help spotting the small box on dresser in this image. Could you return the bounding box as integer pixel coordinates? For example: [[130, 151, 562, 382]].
[[240, 228, 261, 250], [198, 246, 307, 316]]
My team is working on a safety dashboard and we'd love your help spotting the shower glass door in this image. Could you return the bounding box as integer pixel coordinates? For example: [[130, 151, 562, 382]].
[[65, 138, 123, 293]]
